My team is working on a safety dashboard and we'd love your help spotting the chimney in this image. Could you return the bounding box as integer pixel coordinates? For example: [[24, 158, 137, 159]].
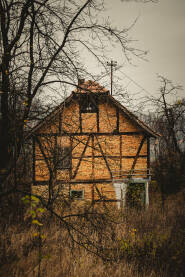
[[78, 79, 85, 86]]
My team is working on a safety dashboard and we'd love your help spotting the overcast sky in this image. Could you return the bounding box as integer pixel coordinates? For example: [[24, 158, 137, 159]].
[[102, 0, 185, 106]]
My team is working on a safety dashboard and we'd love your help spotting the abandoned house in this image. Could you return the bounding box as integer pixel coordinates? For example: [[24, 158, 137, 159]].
[[30, 80, 159, 207]]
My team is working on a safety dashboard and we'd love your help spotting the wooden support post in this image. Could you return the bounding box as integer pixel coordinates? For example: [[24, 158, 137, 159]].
[[145, 181, 149, 207], [97, 110, 99, 132], [120, 135, 122, 178]]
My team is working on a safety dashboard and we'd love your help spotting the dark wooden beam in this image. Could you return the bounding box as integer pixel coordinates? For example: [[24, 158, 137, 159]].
[[79, 111, 82, 133], [95, 185, 104, 200], [130, 136, 146, 174], [95, 135, 113, 178], [120, 135, 122, 178], [36, 131, 145, 137], [72, 155, 147, 159], [34, 178, 115, 186], [53, 136, 57, 173], [92, 135, 95, 179], [97, 110, 99, 132], [72, 135, 91, 179], [94, 199, 121, 203], [69, 137, 73, 179], [116, 108, 119, 132]]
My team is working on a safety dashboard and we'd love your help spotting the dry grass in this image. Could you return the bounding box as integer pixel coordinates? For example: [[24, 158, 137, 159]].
[[0, 191, 185, 277]]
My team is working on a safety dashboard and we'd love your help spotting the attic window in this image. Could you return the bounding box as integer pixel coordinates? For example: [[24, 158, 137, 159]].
[[55, 146, 71, 169], [80, 94, 98, 113]]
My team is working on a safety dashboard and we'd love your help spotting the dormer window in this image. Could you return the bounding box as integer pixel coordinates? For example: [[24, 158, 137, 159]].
[[80, 94, 98, 113]]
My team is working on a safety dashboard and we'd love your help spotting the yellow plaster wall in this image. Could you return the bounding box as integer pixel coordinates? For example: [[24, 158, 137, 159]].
[[94, 135, 120, 156], [99, 103, 117, 132], [35, 160, 49, 181], [122, 135, 147, 156], [72, 157, 93, 180], [94, 157, 111, 179], [82, 113, 97, 132], [62, 101, 80, 133], [119, 113, 141, 132]]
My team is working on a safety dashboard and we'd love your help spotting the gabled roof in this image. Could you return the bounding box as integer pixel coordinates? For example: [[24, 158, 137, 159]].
[[28, 80, 159, 138]]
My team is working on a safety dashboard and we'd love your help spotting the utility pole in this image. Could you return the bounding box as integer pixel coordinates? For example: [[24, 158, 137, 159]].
[[107, 60, 117, 95]]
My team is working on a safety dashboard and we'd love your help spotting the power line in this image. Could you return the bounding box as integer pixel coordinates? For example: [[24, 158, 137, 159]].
[[117, 68, 154, 97]]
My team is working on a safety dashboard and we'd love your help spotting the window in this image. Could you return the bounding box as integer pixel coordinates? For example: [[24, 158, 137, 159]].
[[70, 190, 84, 200], [80, 94, 98, 113], [55, 146, 71, 169]]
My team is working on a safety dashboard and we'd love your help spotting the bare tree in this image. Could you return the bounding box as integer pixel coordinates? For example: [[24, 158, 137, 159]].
[[0, 0, 150, 180], [0, 2, 160, 271], [145, 76, 185, 204]]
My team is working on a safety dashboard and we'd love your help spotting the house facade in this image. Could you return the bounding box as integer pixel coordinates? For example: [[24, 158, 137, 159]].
[[31, 80, 158, 207]]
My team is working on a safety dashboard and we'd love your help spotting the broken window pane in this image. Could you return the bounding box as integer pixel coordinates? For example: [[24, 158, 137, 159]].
[[55, 146, 71, 169]]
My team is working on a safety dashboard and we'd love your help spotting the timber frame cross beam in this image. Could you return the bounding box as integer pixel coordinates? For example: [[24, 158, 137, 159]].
[[72, 135, 91, 179], [95, 134, 113, 179], [128, 136, 146, 178]]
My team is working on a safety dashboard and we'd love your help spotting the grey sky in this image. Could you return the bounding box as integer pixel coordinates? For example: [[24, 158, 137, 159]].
[[103, 0, 185, 103]]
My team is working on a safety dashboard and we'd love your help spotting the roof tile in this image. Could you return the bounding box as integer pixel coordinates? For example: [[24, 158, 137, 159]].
[[74, 80, 109, 93]]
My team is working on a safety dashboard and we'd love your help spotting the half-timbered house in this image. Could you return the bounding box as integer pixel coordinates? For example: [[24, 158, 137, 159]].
[[31, 79, 158, 207]]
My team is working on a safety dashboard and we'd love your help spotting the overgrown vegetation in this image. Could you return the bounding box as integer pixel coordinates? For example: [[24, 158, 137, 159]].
[[1, 190, 185, 277]]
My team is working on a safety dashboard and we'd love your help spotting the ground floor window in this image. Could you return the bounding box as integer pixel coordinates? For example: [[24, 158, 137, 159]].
[[70, 190, 84, 200]]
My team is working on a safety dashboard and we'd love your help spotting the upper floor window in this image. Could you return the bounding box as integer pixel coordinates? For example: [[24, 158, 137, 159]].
[[55, 145, 71, 169], [80, 94, 98, 113]]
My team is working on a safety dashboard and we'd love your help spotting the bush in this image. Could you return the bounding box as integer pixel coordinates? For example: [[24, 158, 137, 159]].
[[0, 191, 185, 277]]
